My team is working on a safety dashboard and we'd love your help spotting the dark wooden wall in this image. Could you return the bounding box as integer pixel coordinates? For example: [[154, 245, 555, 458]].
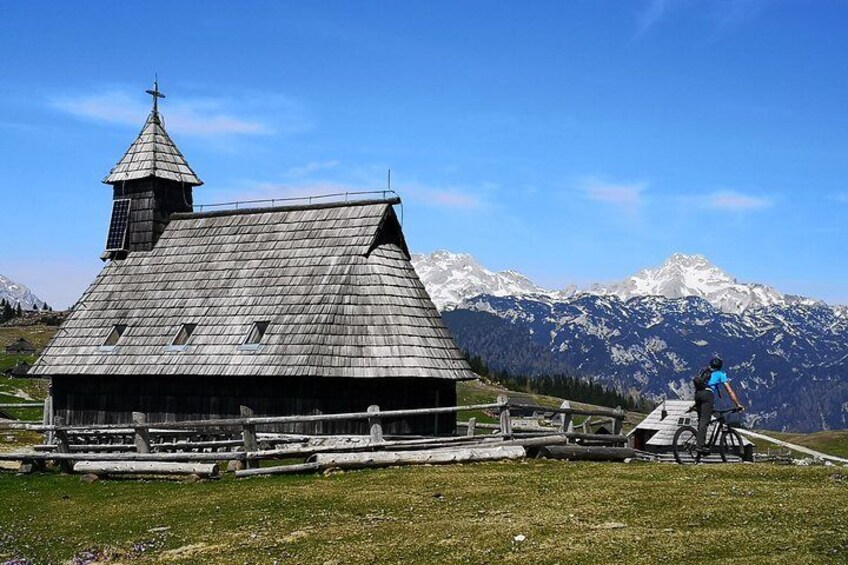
[[52, 375, 457, 436], [111, 179, 193, 251]]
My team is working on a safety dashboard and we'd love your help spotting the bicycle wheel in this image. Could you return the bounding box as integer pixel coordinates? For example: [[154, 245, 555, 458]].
[[673, 425, 701, 465], [719, 428, 745, 462]]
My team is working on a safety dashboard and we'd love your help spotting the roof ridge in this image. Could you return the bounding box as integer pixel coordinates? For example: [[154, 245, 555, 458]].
[[173, 197, 401, 220]]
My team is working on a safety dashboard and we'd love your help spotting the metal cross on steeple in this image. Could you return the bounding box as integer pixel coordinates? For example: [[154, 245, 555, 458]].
[[145, 76, 166, 114]]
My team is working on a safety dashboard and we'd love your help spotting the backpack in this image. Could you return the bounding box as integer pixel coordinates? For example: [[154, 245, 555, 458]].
[[692, 367, 713, 391]]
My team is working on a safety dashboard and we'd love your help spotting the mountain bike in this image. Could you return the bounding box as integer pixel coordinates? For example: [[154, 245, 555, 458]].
[[673, 407, 744, 464]]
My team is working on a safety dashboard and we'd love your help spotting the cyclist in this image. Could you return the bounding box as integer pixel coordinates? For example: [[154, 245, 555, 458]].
[[695, 356, 744, 455]]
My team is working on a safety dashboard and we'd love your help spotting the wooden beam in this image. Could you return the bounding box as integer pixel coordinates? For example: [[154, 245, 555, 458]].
[[498, 395, 512, 438], [235, 462, 321, 478], [53, 416, 72, 473], [73, 461, 219, 478], [539, 445, 635, 462], [308, 446, 526, 471], [367, 405, 383, 444], [132, 412, 151, 454], [0, 402, 504, 432], [240, 405, 258, 470]]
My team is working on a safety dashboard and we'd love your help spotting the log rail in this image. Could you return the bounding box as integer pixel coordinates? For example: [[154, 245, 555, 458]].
[[0, 395, 628, 478]]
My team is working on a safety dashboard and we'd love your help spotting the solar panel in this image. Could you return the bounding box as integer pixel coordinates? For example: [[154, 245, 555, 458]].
[[105, 199, 132, 251]]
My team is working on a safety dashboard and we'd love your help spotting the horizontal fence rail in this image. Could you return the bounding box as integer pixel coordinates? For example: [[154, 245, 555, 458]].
[[0, 401, 505, 432], [0, 395, 629, 476]]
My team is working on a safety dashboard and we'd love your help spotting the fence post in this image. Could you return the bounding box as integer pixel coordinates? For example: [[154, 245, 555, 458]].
[[558, 400, 573, 434], [42, 396, 54, 445], [240, 405, 258, 470], [612, 407, 624, 436], [466, 417, 477, 437], [497, 395, 512, 438], [53, 415, 72, 473], [368, 405, 383, 443], [132, 412, 151, 454]]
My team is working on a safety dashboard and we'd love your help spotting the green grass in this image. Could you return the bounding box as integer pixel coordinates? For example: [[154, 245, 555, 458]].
[[457, 379, 646, 431], [0, 324, 56, 350], [0, 462, 846, 564], [753, 430, 848, 459], [0, 373, 48, 424]]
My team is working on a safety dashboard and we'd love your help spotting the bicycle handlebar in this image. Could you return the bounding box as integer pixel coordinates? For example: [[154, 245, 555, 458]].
[[687, 406, 743, 414]]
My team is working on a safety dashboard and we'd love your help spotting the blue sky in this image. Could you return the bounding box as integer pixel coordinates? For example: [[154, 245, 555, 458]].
[[1, 1, 847, 308]]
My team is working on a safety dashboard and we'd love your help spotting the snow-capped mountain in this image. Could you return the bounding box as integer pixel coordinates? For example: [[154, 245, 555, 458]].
[[410, 250, 574, 310], [445, 293, 848, 432], [590, 253, 815, 315], [413, 250, 824, 315], [412, 250, 847, 432], [0, 273, 46, 311]]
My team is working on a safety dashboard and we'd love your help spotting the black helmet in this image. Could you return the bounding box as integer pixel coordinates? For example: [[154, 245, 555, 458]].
[[709, 357, 723, 370]]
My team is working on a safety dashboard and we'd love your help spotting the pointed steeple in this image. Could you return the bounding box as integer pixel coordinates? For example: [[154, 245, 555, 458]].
[[100, 80, 203, 257], [103, 80, 202, 186]]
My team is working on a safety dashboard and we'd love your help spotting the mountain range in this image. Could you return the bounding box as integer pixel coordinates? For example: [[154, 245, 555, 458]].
[[412, 251, 848, 432], [0, 273, 46, 311]]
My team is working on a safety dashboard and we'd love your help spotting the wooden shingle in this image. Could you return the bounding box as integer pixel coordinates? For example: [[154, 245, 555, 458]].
[[33, 199, 474, 381]]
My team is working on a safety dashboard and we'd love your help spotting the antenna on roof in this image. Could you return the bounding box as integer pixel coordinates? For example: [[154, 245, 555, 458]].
[[145, 74, 166, 114], [387, 169, 391, 192]]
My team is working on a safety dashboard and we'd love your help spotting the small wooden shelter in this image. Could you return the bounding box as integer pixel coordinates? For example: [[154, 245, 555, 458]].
[[31, 83, 474, 435], [628, 400, 754, 460], [5, 338, 35, 354], [3, 362, 31, 378]]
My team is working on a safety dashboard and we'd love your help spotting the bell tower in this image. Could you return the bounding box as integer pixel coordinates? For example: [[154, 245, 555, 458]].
[[101, 80, 203, 259]]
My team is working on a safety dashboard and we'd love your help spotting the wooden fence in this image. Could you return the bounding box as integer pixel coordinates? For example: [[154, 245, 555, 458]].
[[0, 396, 629, 478]]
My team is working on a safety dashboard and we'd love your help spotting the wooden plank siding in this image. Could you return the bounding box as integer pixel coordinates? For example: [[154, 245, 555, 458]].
[[51, 375, 457, 436]]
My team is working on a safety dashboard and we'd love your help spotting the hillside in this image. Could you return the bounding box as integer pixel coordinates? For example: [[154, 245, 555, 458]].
[[1, 464, 845, 563]]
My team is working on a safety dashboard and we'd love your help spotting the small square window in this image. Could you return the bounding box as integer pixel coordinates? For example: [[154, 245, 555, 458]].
[[171, 323, 197, 347], [100, 324, 127, 351], [245, 321, 269, 345], [240, 321, 270, 351]]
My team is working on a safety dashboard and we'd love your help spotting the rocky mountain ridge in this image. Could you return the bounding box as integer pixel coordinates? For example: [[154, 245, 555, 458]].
[[412, 250, 847, 432], [411, 250, 832, 314], [0, 273, 46, 311]]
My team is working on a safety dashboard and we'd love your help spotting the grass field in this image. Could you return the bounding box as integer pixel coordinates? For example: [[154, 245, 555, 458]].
[[0, 462, 846, 564], [755, 431, 848, 460]]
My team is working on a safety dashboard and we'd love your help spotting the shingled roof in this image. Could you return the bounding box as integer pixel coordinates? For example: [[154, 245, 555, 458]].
[[32, 199, 474, 380], [103, 110, 203, 186], [628, 400, 753, 448]]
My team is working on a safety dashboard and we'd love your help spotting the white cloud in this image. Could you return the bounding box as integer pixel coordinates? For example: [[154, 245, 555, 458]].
[[285, 161, 340, 178], [402, 183, 488, 210], [636, 0, 675, 36], [50, 87, 306, 138], [579, 177, 647, 212], [705, 190, 772, 211], [203, 178, 486, 212], [421, 190, 482, 209], [200, 180, 374, 209], [636, 0, 767, 36]]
